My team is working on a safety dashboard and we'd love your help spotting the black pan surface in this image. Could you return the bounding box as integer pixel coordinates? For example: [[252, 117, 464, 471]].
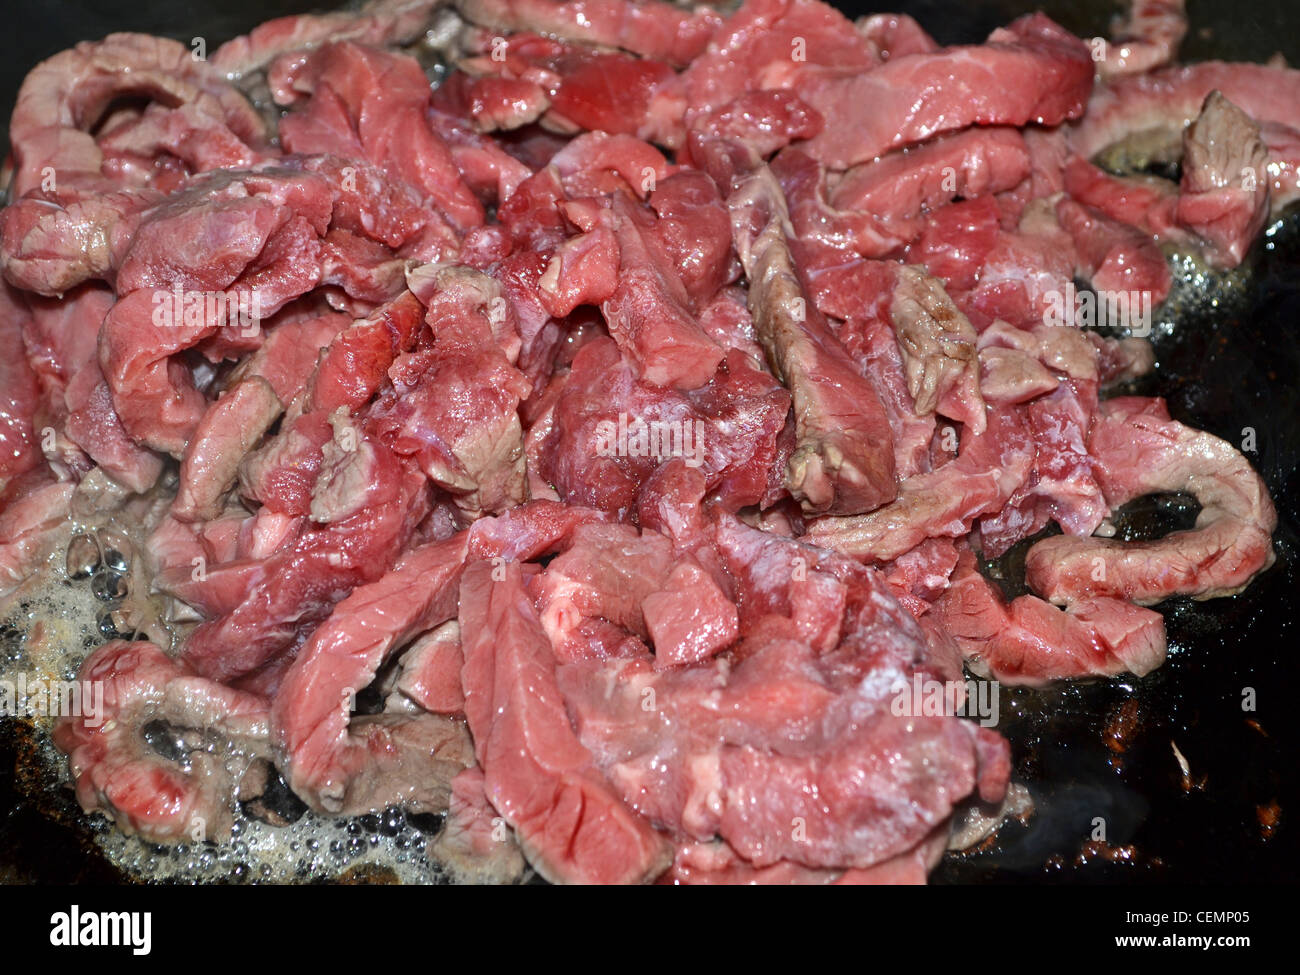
[[0, 0, 1296, 884]]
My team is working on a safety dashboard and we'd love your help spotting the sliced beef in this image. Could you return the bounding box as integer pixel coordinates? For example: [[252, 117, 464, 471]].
[[458, 559, 672, 883], [889, 265, 985, 433], [226, 309, 352, 407], [275, 41, 483, 231], [807, 406, 1033, 563], [1025, 397, 1277, 605], [1056, 197, 1172, 312], [678, 0, 876, 117], [830, 128, 1031, 242], [0, 477, 76, 598], [390, 620, 466, 715], [797, 14, 1093, 168], [368, 266, 530, 518], [213, 0, 442, 77], [453, 0, 721, 67], [556, 626, 1008, 870], [1069, 60, 1300, 211], [54, 640, 270, 843], [20, 285, 162, 493], [0, 290, 41, 494], [1098, 0, 1187, 79], [729, 163, 897, 515], [181, 443, 429, 682], [687, 90, 823, 160], [271, 534, 473, 814], [538, 336, 789, 517], [427, 767, 528, 884], [1175, 91, 1271, 267], [771, 148, 910, 258], [172, 378, 283, 523], [14, 0, 1288, 884], [857, 13, 939, 61], [934, 548, 1166, 684], [1065, 91, 1269, 269], [590, 192, 725, 390], [1, 187, 161, 296], [836, 311, 936, 480], [532, 521, 737, 667], [7, 33, 264, 198]]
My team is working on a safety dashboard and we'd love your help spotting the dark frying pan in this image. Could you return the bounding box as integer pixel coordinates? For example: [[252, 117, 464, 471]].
[[1, 0, 1296, 884]]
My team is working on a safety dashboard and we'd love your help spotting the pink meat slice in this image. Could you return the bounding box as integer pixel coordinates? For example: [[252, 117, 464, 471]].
[[933, 548, 1166, 685], [7, 32, 265, 199], [646, 170, 737, 310], [18, 285, 161, 493], [368, 267, 531, 517], [54, 640, 270, 843], [807, 406, 1034, 563], [556, 628, 1008, 870], [237, 292, 426, 516], [1065, 91, 1270, 269], [271, 534, 473, 813], [771, 147, 911, 258], [1070, 61, 1300, 161], [466, 498, 612, 563], [857, 13, 939, 61], [538, 336, 789, 518], [678, 0, 876, 116], [1174, 91, 1271, 267], [0, 476, 76, 598], [0, 290, 41, 494], [532, 521, 738, 667], [836, 311, 936, 480], [228, 309, 353, 407], [830, 128, 1031, 240], [427, 767, 527, 883], [213, 0, 442, 77], [1098, 0, 1187, 80], [687, 90, 823, 161], [888, 265, 985, 433], [586, 192, 725, 390], [0, 187, 161, 296], [797, 13, 1093, 168], [1055, 197, 1172, 310], [453, 0, 721, 67], [728, 162, 898, 516], [392, 620, 466, 715], [181, 444, 429, 682], [458, 559, 672, 884], [275, 41, 483, 231], [99, 170, 334, 455], [172, 378, 283, 523], [305, 291, 426, 414], [1025, 397, 1277, 606]]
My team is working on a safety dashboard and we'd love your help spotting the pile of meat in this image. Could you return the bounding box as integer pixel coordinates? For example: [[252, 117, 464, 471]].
[[0, 0, 1282, 883]]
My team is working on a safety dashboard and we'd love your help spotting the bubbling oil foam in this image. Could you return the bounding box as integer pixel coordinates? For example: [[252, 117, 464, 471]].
[[1, 516, 475, 885]]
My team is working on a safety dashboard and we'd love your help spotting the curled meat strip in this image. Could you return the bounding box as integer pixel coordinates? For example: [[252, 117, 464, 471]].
[[1098, 0, 1188, 80], [53, 640, 270, 843], [8, 33, 265, 197], [1, 34, 268, 295], [1025, 397, 1276, 606]]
